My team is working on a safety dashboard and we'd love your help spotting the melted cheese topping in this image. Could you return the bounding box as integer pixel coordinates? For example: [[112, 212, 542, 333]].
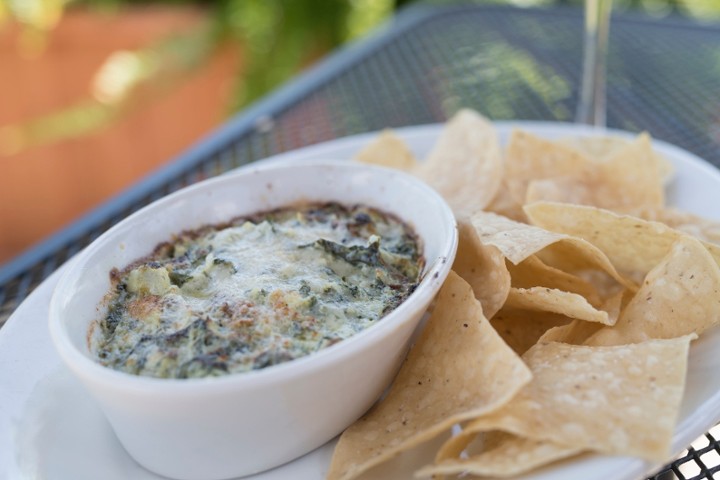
[[90, 203, 422, 378]]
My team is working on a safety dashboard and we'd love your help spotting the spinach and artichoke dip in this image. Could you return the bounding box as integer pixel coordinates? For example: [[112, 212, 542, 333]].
[[89, 202, 423, 379]]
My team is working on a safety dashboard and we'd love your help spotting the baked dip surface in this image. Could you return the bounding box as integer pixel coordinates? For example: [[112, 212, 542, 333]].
[[89, 202, 423, 379]]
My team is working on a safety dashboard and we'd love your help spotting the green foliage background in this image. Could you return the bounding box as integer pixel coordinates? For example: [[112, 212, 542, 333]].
[[1, 0, 718, 153]]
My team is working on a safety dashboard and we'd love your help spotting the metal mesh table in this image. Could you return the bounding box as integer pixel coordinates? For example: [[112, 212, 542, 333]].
[[2, 5, 720, 479]]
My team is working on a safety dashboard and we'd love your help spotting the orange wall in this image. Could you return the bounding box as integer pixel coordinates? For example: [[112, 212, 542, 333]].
[[0, 7, 240, 264]]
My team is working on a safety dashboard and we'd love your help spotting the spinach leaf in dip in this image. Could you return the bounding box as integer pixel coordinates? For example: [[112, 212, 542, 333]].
[[89, 202, 423, 379]]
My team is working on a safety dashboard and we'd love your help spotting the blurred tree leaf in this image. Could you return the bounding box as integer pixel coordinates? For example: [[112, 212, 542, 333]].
[[213, 0, 353, 110], [0, 0, 401, 155], [2, 0, 719, 156]]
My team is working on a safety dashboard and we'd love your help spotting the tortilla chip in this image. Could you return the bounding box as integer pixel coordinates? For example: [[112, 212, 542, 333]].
[[504, 129, 590, 204], [435, 336, 694, 463], [526, 174, 594, 208], [419, 432, 582, 478], [560, 134, 674, 181], [470, 211, 635, 290], [560, 135, 630, 160], [354, 432, 452, 480], [530, 287, 626, 345], [537, 319, 604, 345], [354, 129, 417, 170], [453, 220, 511, 319], [326, 271, 532, 480], [506, 255, 602, 306], [524, 201, 720, 276], [526, 133, 664, 211], [470, 211, 563, 265], [505, 287, 613, 325], [600, 288, 626, 324], [490, 307, 571, 355], [329, 114, 710, 480], [586, 236, 720, 346], [485, 180, 528, 223], [630, 206, 720, 246], [414, 109, 503, 215], [580, 133, 665, 208]]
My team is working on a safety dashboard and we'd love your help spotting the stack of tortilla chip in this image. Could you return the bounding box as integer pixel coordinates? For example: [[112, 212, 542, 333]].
[[325, 109, 720, 480]]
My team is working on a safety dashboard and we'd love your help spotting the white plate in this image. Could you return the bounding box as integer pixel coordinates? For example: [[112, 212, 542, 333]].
[[2, 122, 720, 480]]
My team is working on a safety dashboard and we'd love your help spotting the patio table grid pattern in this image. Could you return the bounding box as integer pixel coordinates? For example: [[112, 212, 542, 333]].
[[2, 6, 720, 479]]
